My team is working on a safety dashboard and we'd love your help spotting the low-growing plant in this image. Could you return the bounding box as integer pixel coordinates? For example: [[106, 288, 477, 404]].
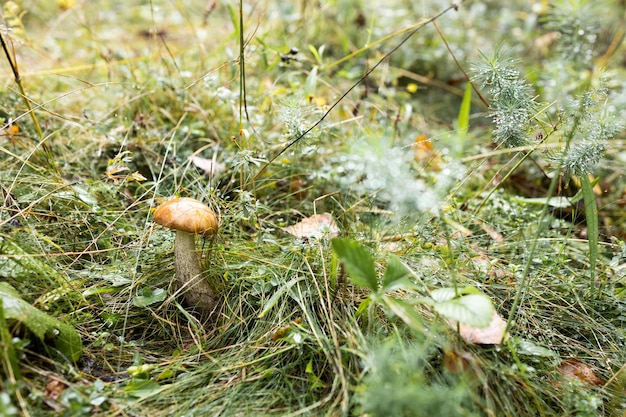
[[332, 238, 495, 333]]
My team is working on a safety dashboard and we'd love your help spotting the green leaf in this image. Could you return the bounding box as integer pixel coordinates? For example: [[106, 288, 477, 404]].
[[128, 364, 157, 379], [433, 293, 494, 328], [0, 238, 66, 286], [579, 174, 598, 283], [515, 338, 559, 358], [308, 44, 324, 66], [0, 298, 21, 379], [0, 282, 82, 362], [382, 295, 425, 332], [458, 286, 482, 296], [133, 288, 167, 308], [430, 287, 456, 302], [124, 379, 161, 398], [431, 286, 481, 302], [72, 184, 99, 210], [354, 297, 372, 318], [331, 238, 378, 291], [381, 255, 411, 292], [305, 66, 318, 98]]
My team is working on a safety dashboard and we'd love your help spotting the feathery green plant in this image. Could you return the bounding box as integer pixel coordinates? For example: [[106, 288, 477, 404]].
[[472, 48, 539, 148], [549, 87, 622, 284], [543, 0, 607, 69], [355, 337, 478, 417]]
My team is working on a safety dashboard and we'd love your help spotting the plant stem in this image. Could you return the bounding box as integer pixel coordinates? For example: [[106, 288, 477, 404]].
[[174, 231, 219, 317]]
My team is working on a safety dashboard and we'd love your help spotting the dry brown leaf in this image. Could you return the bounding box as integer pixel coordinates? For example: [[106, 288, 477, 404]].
[[443, 349, 476, 374], [289, 177, 308, 199], [281, 213, 339, 239], [43, 378, 67, 412], [189, 155, 225, 176], [556, 360, 604, 386], [451, 311, 508, 345]]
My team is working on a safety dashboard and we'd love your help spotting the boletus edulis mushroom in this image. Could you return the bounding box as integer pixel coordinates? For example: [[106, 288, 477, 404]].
[[153, 197, 219, 316]]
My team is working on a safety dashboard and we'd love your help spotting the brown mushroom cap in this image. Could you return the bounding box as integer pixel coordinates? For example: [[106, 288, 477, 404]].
[[153, 197, 218, 235]]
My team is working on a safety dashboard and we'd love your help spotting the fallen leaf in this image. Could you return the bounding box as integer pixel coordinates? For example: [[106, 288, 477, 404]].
[[450, 310, 508, 345], [443, 349, 476, 374], [289, 177, 308, 199], [189, 155, 225, 176], [43, 378, 67, 412], [413, 135, 434, 160], [556, 360, 604, 386], [45, 379, 67, 402], [281, 213, 339, 239], [412, 135, 441, 169]]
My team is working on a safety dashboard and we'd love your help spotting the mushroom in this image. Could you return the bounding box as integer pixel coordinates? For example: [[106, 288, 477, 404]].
[[153, 197, 219, 316]]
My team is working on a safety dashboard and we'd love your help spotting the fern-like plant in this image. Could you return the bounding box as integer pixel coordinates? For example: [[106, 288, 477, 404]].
[[472, 47, 540, 148]]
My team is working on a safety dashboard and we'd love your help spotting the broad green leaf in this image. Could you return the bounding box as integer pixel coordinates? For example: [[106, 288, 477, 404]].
[[431, 286, 481, 302], [331, 239, 378, 291], [381, 255, 411, 292], [72, 184, 99, 210], [133, 288, 167, 308], [430, 287, 456, 302], [0, 282, 82, 362], [432, 293, 494, 328], [383, 295, 425, 332]]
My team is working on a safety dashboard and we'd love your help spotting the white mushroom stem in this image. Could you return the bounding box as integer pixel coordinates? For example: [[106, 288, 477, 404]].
[[174, 230, 218, 314]]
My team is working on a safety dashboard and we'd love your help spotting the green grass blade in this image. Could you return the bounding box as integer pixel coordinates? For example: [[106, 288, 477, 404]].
[[257, 277, 305, 319], [457, 81, 472, 138], [579, 174, 599, 285]]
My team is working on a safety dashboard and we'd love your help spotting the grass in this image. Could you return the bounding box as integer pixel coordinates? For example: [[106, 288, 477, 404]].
[[1, 0, 626, 416]]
